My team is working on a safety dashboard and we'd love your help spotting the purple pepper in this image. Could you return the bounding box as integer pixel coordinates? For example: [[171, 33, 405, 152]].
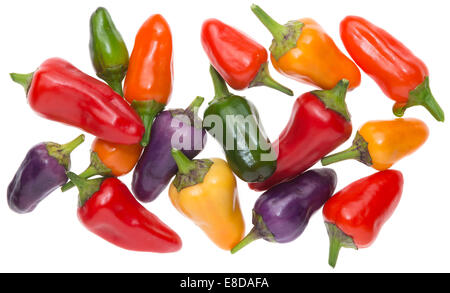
[[7, 134, 85, 213], [132, 97, 207, 203], [231, 168, 337, 253]]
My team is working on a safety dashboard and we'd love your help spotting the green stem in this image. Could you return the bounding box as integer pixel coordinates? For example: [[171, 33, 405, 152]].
[[321, 132, 372, 167], [60, 134, 86, 154], [106, 79, 124, 97], [328, 235, 342, 268], [325, 222, 357, 268], [249, 63, 293, 96], [171, 148, 196, 175], [132, 100, 166, 147], [312, 79, 351, 121], [46, 134, 85, 170], [230, 227, 262, 254], [209, 65, 231, 100], [250, 4, 287, 43], [10, 72, 34, 94], [66, 172, 104, 207], [186, 96, 205, 114], [61, 166, 98, 192]]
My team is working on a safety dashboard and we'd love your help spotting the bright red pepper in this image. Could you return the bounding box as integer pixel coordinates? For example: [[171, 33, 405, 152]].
[[323, 170, 403, 268], [10, 58, 144, 145], [67, 173, 182, 252], [340, 16, 444, 122], [201, 18, 293, 96], [249, 80, 352, 191]]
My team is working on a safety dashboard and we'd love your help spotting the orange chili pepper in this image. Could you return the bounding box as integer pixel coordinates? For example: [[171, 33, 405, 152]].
[[123, 14, 173, 146], [61, 138, 142, 192], [322, 118, 429, 170], [251, 5, 361, 90]]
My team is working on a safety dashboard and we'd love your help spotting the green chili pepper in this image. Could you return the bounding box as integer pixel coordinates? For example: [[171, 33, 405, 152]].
[[203, 66, 277, 182], [89, 7, 128, 96]]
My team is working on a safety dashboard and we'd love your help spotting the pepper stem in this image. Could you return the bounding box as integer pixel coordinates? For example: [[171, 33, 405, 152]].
[[132, 100, 166, 147], [325, 222, 357, 268], [249, 62, 293, 96], [393, 77, 444, 122], [106, 79, 124, 97], [46, 134, 85, 170], [250, 4, 304, 60], [312, 79, 351, 121], [186, 96, 205, 115], [60, 134, 86, 154], [171, 148, 196, 174], [321, 132, 372, 167], [230, 227, 262, 254], [66, 172, 104, 207], [209, 65, 231, 100], [10, 72, 34, 94]]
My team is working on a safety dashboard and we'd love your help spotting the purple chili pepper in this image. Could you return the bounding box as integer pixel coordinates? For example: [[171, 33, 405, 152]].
[[132, 96, 207, 203], [231, 168, 337, 253], [7, 134, 85, 213]]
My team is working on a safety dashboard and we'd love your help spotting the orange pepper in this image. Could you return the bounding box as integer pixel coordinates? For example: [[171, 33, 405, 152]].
[[251, 5, 361, 90], [123, 14, 173, 146], [61, 138, 142, 192], [322, 118, 429, 170]]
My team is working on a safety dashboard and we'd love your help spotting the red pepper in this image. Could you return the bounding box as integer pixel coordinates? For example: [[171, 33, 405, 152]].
[[323, 170, 403, 268], [249, 80, 352, 191], [67, 173, 181, 252], [340, 16, 444, 122], [201, 18, 293, 96], [10, 58, 144, 145]]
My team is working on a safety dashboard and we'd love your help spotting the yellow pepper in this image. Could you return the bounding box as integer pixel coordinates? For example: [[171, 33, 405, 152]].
[[321, 118, 429, 170], [169, 149, 245, 250]]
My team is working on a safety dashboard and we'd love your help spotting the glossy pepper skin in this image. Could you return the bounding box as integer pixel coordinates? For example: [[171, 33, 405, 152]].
[[10, 58, 144, 145], [323, 170, 403, 268], [169, 149, 245, 250], [204, 66, 276, 183], [340, 16, 444, 121], [90, 7, 129, 96], [124, 14, 173, 146], [201, 18, 292, 96], [68, 173, 182, 252], [132, 97, 207, 203], [61, 138, 143, 192], [7, 135, 84, 213], [232, 168, 336, 254], [251, 5, 361, 90], [249, 80, 352, 191], [322, 118, 429, 170]]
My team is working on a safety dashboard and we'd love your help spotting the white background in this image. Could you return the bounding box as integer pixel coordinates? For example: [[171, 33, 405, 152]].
[[0, 0, 449, 273]]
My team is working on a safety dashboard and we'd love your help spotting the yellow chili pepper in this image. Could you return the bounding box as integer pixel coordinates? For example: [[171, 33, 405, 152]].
[[168, 149, 245, 250], [321, 118, 429, 170], [251, 4, 361, 90]]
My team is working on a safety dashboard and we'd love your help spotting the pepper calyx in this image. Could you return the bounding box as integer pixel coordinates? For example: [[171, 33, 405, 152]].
[[321, 132, 372, 167], [67, 172, 105, 207], [171, 149, 213, 192], [249, 62, 293, 96], [46, 134, 85, 171], [312, 79, 351, 121], [132, 99, 166, 147], [325, 222, 357, 268]]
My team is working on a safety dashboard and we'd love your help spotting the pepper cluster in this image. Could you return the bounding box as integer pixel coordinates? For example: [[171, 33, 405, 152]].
[[7, 4, 443, 268]]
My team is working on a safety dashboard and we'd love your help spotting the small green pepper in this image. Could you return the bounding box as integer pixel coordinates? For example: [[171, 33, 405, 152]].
[[89, 7, 128, 96], [203, 66, 277, 182]]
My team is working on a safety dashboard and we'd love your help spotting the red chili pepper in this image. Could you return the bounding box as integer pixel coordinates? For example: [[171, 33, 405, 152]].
[[201, 18, 293, 96], [340, 16, 444, 122], [10, 58, 144, 145], [67, 173, 182, 252], [323, 170, 403, 268], [249, 80, 352, 191]]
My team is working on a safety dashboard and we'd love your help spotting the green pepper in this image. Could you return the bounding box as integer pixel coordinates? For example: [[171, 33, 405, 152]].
[[89, 7, 128, 96], [203, 66, 277, 182]]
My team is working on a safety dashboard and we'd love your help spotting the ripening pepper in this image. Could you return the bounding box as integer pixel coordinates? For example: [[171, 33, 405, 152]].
[[68, 172, 182, 252], [124, 14, 173, 146], [201, 18, 293, 96], [169, 149, 245, 250], [322, 118, 429, 170], [251, 4, 361, 90], [89, 7, 129, 96], [203, 66, 276, 183], [10, 58, 144, 145], [7, 135, 84, 213], [323, 170, 403, 268], [132, 96, 207, 203], [61, 138, 143, 192], [340, 16, 444, 121], [231, 168, 336, 254], [249, 80, 352, 191]]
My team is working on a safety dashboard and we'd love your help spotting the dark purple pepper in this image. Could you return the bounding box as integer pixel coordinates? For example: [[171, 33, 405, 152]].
[[132, 97, 207, 202], [7, 134, 85, 213], [231, 168, 337, 253]]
